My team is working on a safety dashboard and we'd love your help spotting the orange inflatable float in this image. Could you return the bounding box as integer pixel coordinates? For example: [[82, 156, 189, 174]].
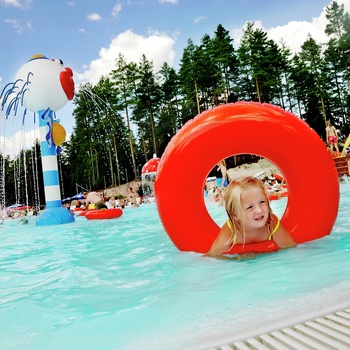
[[85, 208, 123, 220], [78, 209, 93, 217], [155, 102, 339, 254]]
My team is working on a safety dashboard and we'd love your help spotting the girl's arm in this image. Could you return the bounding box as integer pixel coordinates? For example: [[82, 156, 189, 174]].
[[204, 223, 232, 257], [272, 214, 297, 249]]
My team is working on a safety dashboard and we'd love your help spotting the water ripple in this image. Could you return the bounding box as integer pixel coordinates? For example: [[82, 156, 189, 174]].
[[0, 189, 350, 350]]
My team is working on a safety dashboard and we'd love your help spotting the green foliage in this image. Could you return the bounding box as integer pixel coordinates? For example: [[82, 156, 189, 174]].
[[47, 1, 350, 194], [5, 1, 350, 204]]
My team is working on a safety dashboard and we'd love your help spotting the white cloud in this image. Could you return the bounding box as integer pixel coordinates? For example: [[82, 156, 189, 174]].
[[75, 29, 176, 85], [159, 0, 177, 4], [0, 0, 31, 8], [0, 125, 40, 157], [87, 12, 102, 21], [232, 0, 350, 55], [267, 14, 329, 54], [193, 16, 206, 25], [343, 0, 350, 12], [77, 0, 350, 88], [4, 18, 32, 34], [112, 2, 122, 17]]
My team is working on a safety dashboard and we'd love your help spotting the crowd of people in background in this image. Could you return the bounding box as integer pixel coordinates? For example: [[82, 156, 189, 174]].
[[1, 206, 40, 223], [0, 184, 156, 223], [62, 186, 157, 215], [205, 158, 288, 207], [5, 124, 349, 224]]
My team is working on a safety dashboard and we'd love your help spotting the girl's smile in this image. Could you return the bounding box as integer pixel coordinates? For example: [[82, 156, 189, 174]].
[[241, 187, 269, 230]]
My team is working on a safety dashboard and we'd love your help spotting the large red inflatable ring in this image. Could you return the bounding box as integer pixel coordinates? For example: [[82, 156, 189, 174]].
[[155, 102, 339, 253]]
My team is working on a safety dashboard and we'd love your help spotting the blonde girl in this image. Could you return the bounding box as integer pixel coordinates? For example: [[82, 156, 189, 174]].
[[206, 177, 296, 257]]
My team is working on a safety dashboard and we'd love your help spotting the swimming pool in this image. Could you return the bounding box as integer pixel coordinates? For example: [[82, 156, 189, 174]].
[[1, 184, 349, 350]]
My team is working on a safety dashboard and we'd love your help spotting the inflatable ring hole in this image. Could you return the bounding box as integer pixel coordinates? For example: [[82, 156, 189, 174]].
[[204, 155, 288, 227]]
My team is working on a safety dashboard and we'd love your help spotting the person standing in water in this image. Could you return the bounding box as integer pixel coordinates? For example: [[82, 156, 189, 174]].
[[217, 159, 229, 188], [326, 120, 340, 157], [127, 187, 139, 207], [83, 191, 107, 210]]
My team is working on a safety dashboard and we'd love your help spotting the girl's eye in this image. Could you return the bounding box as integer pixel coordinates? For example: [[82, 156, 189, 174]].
[[246, 205, 253, 210]]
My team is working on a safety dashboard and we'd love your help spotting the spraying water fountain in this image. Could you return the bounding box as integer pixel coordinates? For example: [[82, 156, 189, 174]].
[[141, 154, 160, 199], [0, 54, 75, 226]]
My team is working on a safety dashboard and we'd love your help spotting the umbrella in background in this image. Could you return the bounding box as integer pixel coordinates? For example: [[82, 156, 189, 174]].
[[61, 193, 85, 203], [71, 193, 85, 200], [7, 203, 25, 209], [6, 204, 31, 211]]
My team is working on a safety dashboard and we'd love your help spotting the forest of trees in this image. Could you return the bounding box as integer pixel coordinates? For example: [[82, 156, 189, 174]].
[[2, 1, 350, 207]]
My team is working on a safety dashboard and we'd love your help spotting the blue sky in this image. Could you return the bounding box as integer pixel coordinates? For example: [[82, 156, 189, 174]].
[[0, 0, 348, 155]]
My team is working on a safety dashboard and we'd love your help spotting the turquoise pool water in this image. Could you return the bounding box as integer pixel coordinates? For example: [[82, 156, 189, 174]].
[[1, 184, 350, 350]]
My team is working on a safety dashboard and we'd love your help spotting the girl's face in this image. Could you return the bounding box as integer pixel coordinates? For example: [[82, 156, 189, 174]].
[[240, 186, 269, 231]]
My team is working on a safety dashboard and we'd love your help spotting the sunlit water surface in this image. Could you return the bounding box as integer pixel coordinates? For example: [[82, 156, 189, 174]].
[[1, 184, 350, 350]]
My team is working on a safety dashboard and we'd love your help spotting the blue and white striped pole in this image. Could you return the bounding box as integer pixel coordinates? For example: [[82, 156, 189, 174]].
[[36, 109, 74, 226]]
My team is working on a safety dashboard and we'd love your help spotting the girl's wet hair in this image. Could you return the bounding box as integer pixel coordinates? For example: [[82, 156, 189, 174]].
[[224, 176, 274, 247]]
